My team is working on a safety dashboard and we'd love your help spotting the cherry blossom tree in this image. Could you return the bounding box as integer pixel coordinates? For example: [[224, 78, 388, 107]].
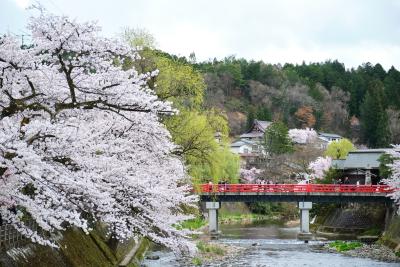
[[0, 10, 196, 253], [288, 128, 318, 144], [240, 167, 262, 183], [385, 147, 400, 210], [308, 156, 332, 179]]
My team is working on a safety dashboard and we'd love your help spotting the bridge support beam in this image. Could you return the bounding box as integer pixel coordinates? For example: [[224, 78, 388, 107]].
[[365, 169, 372, 185], [206, 202, 220, 238], [298, 202, 313, 242]]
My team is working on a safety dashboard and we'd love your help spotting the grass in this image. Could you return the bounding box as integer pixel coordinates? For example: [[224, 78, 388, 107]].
[[175, 217, 207, 231], [196, 241, 225, 255], [329, 241, 363, 252], [191, 257, 203, 266]]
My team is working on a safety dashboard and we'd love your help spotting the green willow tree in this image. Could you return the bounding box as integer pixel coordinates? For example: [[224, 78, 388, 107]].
[[122, 28, 239, 183], [360, 80, 391, 148], [324, 138, 355, 159]]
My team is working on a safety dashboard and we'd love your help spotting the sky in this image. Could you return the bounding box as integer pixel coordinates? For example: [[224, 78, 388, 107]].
[[2, 0, 400, 69]]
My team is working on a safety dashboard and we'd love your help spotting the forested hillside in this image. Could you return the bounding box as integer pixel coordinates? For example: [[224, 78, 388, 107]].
[[191, 58, 399, 147]]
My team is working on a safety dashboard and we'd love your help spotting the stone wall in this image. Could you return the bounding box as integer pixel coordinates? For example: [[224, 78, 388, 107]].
[[314, 203, 387, 238], [0, 226, 148, 267], [382, 212, 400, 251]]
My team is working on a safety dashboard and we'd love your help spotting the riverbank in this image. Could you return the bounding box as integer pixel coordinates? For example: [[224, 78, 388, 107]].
[[320, 242, 400, 263]]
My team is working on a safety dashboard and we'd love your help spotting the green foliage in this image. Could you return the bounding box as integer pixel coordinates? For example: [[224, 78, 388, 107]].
[[361, 227, 382, 236], [196, 241, 225, 255], [176, 218, 206, 231], [329, 241, 362, 252], [256, 106, 272, 121], [165, 109, 239, 184], [122, 27, 157, 49], [360, 80, 391, 148], [247, 202, 284, 214], [308, 84, 324, 101], [191, 257, 203, 266], [246, 108, 255, 130], [246, 202, 298, 220], [154, 55, 205, 109], [378, 153, 394, 179], [264, 121, 293, 155], [324, 138, 355, 159], [320, 167, 342, 184], [384, 67, 400, 109], [190, 144, 240, 184], [395, 251, 400, 258]]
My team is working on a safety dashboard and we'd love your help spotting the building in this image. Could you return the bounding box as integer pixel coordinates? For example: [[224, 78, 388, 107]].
[[230, 119, 271, 167], [318, 132, 342, 149], [332, 149, 392, 184], [318, 132, 342, 142], [240, 120, 272, 143], [230, 139, 264, 168]]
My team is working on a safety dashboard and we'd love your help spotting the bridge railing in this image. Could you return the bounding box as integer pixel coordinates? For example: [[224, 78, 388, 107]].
[[198, 184, 394, 194]]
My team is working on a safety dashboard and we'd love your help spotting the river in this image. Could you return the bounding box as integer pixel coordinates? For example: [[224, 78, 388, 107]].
[[142, 223, 399, 267]]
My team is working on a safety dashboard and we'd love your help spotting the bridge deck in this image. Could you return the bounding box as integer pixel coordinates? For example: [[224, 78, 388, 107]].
[[198, 184, 395, 203]]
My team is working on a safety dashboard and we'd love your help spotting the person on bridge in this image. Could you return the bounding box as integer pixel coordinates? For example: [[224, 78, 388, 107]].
[[344, 177, 350, 184]]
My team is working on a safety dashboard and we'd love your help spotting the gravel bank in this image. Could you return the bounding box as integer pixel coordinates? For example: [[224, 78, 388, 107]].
[[322, 242, 400, 263]]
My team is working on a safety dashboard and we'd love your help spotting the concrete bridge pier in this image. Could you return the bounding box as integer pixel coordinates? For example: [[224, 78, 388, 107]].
[[206, 202, 220, 239], [298, 201, 313, 242]]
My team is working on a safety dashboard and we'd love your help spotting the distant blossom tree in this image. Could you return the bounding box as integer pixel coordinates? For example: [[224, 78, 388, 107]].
[[0, 10, 196, 253], [288, 128, 318, 144], [240, 168, 261, 183], [308, 156, 332, 179]]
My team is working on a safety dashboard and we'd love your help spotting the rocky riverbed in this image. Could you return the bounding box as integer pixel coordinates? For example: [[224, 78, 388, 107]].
[[321, 242, 400, 263], [142, 242, 248, 267]]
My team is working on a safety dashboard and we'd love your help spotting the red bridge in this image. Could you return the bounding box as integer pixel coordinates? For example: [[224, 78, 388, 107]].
[[198, 183, 395, 203], [198, 183, 397, 241]]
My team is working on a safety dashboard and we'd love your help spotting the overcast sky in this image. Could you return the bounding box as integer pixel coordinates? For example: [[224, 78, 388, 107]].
[[2, 0, 400, 69]]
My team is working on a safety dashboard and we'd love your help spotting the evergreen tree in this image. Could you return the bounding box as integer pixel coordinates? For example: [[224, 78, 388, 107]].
[[256, 106, 272, 121], [246, 108, 255, 130], [384, 66, 400, 109], [264, 121, 294, 155], [360, 80, 391, 148]]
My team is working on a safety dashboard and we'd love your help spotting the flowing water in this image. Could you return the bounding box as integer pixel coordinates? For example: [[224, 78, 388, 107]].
[[142, 223, 399, 267]]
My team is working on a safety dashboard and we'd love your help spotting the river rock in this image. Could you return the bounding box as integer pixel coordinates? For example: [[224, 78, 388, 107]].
[[357, 235, 379, 243], [252, 242, 260, 246], [145, 255, 160, 260]]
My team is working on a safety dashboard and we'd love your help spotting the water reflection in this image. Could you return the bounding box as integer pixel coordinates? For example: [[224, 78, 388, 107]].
[[220, 223, 299, 240]]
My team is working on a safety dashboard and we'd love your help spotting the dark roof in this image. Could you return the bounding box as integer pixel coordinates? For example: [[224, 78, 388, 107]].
[[332, 148, 395, 169], [230, 139, 257, 147], [318, 132, 342, 138], [240, 119, 272, 139], [240, 132, 264, 138], [254, 120, 272, 131]]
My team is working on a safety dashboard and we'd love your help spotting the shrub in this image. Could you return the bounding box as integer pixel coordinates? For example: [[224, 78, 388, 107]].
[[191, 257, 203, 266], [329, 241, 362, 252]]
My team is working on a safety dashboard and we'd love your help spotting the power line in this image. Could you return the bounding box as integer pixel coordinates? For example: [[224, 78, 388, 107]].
[[43, 0, 64, 14]]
